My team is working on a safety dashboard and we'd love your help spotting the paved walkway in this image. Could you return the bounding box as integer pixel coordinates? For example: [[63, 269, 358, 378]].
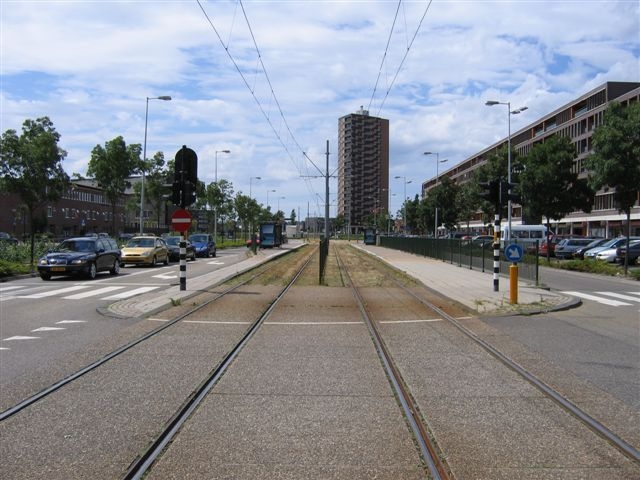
[[354, 243, 578, 315]]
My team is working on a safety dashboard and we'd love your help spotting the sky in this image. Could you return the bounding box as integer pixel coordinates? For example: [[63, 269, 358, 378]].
[[1, 0, 639, 220]]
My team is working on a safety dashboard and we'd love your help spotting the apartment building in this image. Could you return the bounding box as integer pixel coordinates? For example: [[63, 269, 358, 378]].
[[422, 81, 640, 237], [0, 177, 172, 240], [337, 107, 389, 233]]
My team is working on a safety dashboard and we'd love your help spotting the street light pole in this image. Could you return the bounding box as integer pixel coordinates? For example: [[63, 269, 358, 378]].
[[423, 152, 448, 237], [248, 177, 261, 235], [394, 176, 411, 234], [141, 95, 171, 235], [485, 101, 527, 241], [213, 149, 230, 243], [266, 189, 276, 211], [249, 176, 261, 199]]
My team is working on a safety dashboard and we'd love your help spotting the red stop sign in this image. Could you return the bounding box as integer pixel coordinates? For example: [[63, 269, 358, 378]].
[[171, 208, 192, 232]]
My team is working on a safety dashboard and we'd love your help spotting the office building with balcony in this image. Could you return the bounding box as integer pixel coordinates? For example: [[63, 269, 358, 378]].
[[422, 81, 640, 237], [338, 107, 389, 233]]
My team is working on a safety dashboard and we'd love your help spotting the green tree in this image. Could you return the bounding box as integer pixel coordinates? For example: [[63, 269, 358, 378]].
[[87, 136, 141, 234], [456, 181, 479, 233], [475, 146, 524, 219], [204, 179, 235, 238], [404, 194, 420, 234], [333, 213, 345, 234], [290, 209, 297, 224], [140, 152, 169, 229], [234, 193, 261, 239], [439, 176, 460, 232], [0, 117, 70, 266], [587, 101, 640, 273], [520, 135, 593, 259]]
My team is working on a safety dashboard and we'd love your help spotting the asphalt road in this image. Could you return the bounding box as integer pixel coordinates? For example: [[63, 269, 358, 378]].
[[0, 247, 249, 410], [484, 266, 639, 409]]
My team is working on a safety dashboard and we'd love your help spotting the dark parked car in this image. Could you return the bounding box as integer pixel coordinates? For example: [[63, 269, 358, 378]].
[[573, 238, 611, 260], [0, 232, 19, 245], [165, 236, 196, 262], [470, 235, 495, 248], [554, 238, 600, 259], [37, 236, 121, 280], [189, 233, 216, 257], [615, 240, 640, 265]]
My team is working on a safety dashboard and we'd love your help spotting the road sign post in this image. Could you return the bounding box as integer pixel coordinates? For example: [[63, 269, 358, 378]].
[[171, 208, 192, 233], [171, 209, 192, 291], [504, 243, 524, 304]]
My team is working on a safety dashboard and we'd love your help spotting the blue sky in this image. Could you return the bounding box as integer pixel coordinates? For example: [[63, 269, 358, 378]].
[[1, 0, 638, 219]]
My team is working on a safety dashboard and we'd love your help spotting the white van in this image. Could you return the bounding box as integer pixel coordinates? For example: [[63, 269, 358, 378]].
[[500, 224, 550, 247]]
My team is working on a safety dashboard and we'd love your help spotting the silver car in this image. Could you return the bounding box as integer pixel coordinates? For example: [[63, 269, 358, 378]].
[[585, 237, 638, 261]]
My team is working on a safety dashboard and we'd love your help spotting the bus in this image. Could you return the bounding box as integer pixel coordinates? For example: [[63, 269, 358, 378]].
[[500, 224, 550, 247], [363, 227, 377, 245], [259, 222, 283, 248]]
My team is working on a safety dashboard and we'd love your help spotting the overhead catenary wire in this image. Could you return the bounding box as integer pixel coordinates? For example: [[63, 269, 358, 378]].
[[197, 0, 321, 205], [369, 0, 434, 116]]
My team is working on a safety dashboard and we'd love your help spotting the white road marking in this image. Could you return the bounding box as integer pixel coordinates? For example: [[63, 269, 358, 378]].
[[0, 285, 26, 292], [56, 320, 87, 324], [3, 336, 40, 341], [380, 319, 443, 324], [101, 286, 160, 299], [595, 291, 640, 303], [64, 286, 124, 299], [562, 291, 631, 306], [31, 327, 66, 332], [183, 320, 252, 324], [17, 285, 91, 298], [208, 261, 225, 265], [264, 321, 364, 325], [153, 273, 177, 279]]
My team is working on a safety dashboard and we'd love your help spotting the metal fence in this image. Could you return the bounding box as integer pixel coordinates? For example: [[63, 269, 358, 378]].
[[379, 236, 540, 284]]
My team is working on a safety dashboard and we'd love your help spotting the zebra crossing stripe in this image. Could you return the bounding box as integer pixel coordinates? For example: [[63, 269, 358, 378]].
[[17, 285, 91, 298], [0, 285, 25, 292], [64, 286, 124, 299], [594, 292, 640, 303], [562, 291, 631, 306], [101, 286, 159, 299]]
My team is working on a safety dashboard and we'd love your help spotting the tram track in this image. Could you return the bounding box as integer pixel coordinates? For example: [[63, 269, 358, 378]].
[[334, 245, 451, 480], [341, 243, 640, 467], [1, 241, 637, 479], [0, 246, 312, 423]]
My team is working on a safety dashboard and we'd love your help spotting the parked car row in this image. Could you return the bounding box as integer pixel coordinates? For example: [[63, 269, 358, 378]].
[[521, 235, 640, 265], [37, 232, 215, 280], [583, 237, 640, 263]]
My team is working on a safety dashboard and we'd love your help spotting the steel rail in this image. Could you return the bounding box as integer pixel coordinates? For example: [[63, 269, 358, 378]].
[[0, 248, 298, 422], [335, 245, 450, 480], [377, 258, 640, 464], [123, 247, 317, 480]]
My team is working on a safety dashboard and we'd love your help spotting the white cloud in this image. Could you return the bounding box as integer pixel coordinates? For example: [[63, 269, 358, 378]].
[[1, 0, 638, 216]]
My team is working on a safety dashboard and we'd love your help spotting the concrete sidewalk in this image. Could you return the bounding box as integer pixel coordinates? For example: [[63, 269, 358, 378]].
[[354, 243, 579, 315]]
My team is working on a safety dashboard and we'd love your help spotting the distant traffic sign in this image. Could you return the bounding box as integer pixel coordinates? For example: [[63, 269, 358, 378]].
[[504, 243, 524, 262], [171, 208, 192, 233]]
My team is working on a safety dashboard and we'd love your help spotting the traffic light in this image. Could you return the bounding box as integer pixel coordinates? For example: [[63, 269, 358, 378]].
[[173, 146, 199, 208], [479, 179, 500, 206], [181, 180, 196, 207], [175, 145, 198, 185], [171, 181, 181, 206], [500, 180, 521, 204]]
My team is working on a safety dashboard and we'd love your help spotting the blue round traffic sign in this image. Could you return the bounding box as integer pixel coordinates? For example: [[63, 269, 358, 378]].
[[504, 243, 524, 262]]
